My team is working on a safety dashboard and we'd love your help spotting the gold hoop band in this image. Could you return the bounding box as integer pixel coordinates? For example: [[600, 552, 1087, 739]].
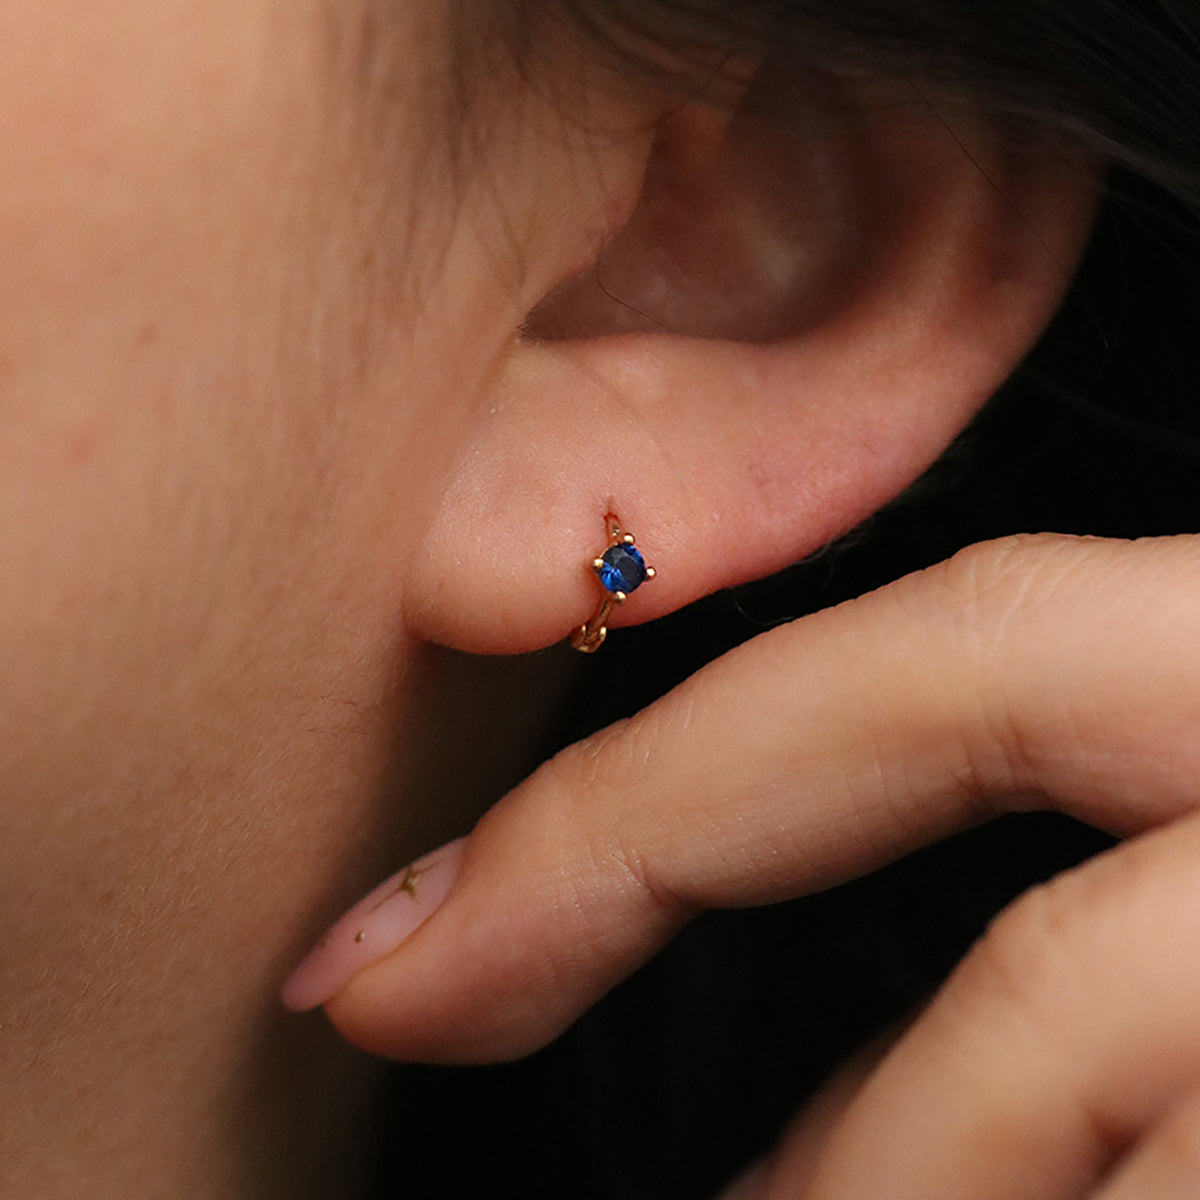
[[570, 514, 656, 653]]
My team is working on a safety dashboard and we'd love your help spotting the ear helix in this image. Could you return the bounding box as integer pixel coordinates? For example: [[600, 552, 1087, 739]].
[[571, 514, 657, 653]]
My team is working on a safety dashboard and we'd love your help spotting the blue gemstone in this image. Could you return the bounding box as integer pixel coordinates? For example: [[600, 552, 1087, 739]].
[[597, 544, 647, 594]]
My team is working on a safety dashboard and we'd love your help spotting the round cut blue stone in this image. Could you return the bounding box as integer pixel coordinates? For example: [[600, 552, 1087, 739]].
[[597, 544, 647, 594]]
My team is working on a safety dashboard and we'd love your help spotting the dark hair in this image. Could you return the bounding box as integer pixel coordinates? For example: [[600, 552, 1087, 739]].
[[510, 0, 1200, 213]]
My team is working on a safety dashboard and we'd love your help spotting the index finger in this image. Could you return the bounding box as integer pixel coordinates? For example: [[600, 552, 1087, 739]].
[[301, 534, 1200, 1061]]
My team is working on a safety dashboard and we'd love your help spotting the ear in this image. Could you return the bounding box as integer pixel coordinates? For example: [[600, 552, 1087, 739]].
[[406, 68, 1099, 654]]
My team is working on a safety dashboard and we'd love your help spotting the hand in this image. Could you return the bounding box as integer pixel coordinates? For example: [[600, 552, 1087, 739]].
[[320, 533, 1200, 1197]]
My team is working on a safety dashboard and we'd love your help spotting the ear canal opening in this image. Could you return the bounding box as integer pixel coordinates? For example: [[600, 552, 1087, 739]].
[[522, 75, 879, 344]]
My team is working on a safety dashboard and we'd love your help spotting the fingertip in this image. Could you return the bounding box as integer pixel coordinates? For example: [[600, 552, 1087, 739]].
[[280, 839, 467, 1015], [715, 1162, 768, 1200]]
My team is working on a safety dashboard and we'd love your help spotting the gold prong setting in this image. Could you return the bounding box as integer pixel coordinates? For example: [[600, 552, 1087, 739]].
[[570, 514, 657, 653]]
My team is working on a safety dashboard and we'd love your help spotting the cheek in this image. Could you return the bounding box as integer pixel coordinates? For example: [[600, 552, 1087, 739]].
[[0, 0, 553, 804], [0, 365, 389, 810], [0, 0, 427, 794]]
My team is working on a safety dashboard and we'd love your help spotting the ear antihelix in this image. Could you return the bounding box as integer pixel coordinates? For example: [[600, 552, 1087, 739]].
[[571, 514, 657, 653]]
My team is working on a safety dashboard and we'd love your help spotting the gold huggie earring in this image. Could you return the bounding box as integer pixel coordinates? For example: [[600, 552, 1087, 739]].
[[571, 514, 656, 653]]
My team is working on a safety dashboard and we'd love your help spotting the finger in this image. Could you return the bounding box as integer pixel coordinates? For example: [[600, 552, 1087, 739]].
[[1090, 1089, 1200, 1200], [782, 812, 1200, 1200], [742, 1025, 906, 1199], [319, 534, 1200, 1060]]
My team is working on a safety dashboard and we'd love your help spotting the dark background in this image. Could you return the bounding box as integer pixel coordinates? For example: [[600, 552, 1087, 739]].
[[367, 173, 1200, 1199]]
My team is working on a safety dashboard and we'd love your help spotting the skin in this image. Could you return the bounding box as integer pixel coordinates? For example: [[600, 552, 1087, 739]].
[[1, 0, 1158, 1195], [330, 536, 1200, 1199], [0, 2, 587, 1192]]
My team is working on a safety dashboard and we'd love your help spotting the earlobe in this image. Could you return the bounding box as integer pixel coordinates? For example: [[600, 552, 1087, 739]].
[[406, 72, 1100, 656]]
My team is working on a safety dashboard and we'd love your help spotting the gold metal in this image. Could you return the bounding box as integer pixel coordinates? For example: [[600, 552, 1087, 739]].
[[571, 514, 656, 653], [352, 864, 425, 943]]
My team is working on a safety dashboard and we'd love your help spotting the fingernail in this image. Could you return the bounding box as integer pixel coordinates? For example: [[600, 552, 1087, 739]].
[[281, 838, 466, 1012]]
